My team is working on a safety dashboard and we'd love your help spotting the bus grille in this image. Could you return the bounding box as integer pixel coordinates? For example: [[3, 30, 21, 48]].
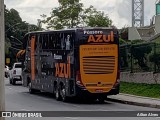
[[82, 56, 115, 74]]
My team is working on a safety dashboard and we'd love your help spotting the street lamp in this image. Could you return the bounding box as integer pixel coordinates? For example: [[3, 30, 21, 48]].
[[5, 23, 21, 33], [10, 36, 23, 45]]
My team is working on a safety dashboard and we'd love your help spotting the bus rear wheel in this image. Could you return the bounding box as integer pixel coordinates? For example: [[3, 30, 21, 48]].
[[12, 79, 16, 85], [9, 78, 12, 84], [60, 84, 69, 102], [29, 82, 35, 94], [55, 86, 61, 101], [97, 96, 106, 103]]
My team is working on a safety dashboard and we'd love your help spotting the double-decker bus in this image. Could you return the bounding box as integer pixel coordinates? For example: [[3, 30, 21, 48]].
[[21, 27, 120, 102]]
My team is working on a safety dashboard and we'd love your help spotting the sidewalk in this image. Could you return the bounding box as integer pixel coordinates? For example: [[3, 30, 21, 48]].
[[107, 93, 160, 109]]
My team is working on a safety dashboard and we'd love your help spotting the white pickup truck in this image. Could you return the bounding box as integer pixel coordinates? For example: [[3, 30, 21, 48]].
[[9, 62, 22, 85]]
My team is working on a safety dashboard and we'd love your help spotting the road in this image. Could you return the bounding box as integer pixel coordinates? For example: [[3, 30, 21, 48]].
[[4, 77, 160, 120]]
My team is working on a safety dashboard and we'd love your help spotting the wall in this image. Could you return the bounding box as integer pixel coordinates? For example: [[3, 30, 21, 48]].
[[120, 72, 160, 84], [128, 27, 141, 40], [155, 15, 160, 34]]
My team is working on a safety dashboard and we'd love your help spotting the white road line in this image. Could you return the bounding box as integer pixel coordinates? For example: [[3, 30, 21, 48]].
[[64, 117, 79, 119], [70, 105, 81, 108], [21, 109, 30, 111]]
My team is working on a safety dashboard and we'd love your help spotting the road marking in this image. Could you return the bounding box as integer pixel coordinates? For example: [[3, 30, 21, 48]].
[[64, 117, 78, 119], [96, 109, 108, 111], [21, 109, 30, 111], [70, 105, 81, 108]]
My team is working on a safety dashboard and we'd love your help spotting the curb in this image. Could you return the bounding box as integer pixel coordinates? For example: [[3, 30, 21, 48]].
[[119, 93, 160, 101], [107, 97, 160, 109]]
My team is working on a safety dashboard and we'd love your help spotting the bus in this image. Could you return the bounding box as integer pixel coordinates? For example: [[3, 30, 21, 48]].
[[21, 27, 120, 102]]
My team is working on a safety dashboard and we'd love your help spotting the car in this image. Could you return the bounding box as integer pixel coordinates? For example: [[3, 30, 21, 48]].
[[5, 65, 9, 78], [9, 62, 22, 85]]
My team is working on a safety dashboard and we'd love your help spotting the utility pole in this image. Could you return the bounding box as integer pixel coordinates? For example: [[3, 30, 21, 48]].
[[0, 0, 5, 120]]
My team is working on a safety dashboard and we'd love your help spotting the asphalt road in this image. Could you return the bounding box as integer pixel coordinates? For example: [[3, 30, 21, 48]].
[[4, 77, 160, 120]]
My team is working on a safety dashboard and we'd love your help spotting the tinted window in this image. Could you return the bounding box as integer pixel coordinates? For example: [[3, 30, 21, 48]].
[[15, 64, 22, 68]]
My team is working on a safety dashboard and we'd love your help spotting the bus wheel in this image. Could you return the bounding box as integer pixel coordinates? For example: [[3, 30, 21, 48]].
[[55, 86, 61, 101], [28, 82, 35, 94], [98, 96, 105, 103], [60, 85, 68, 102], [9, 78, 12, 84], [12, 79, 16, 85]]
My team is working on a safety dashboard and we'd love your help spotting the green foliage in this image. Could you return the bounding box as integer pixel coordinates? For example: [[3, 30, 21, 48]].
[[120, 45, 129, 69], [149, 52, 160, 71], [131, 44, 152, 70], [4, 5, 41, 65], [42, 1, 113, 29], [119, 26, 128, 40], [5, 5, 41, 43], [119, 38, 126, 45], [42, 0, 83, 29], [155, 36, 160, 43], [83, 5, 112, 27], [120, 82, 160, 98], [5, 38, 11, 54], [131, 39, 145, 44]]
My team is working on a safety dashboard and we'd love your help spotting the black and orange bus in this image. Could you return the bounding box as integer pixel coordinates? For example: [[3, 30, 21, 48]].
[[21, 27, 120, 102]]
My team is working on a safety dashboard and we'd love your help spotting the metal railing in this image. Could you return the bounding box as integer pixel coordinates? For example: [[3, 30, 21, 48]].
[[120, 43, 160, 73]]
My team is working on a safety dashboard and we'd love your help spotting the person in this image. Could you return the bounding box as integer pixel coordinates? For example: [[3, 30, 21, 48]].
[[66, 35, 70, 50]]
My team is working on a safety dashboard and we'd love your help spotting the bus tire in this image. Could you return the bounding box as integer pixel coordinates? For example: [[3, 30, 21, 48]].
[[55, 85, 61, 101], [9, 78, 12, 84], [29, 82, 35, 94], [12, 79, 16, 85], [60, 84, 68, 102], [98, 96, 106, 103]]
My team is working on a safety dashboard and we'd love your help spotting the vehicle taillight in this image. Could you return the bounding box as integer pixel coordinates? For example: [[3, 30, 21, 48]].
[[13, 70, 16, 74], [113, 70, 120, 88], [76, 71, 84, 86]]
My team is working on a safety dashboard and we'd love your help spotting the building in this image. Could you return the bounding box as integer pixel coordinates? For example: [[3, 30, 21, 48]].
[[129, 1, 160, 41]]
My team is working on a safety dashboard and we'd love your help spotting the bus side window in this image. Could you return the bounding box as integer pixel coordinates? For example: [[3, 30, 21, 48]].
[[64, 33, 74, 50], [43, 34, 49, 49], [55, 33, 61, 49], [49, 34, 56, 49], [35, 35, 38, 51], [42, 35, 45, 49], [39, 35, 43, 50], [61, 33, 65, 50]]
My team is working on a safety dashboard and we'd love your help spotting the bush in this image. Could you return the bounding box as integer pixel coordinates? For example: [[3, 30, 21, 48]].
[[131, 44, 152, 70], [149, 53, 160, 70]]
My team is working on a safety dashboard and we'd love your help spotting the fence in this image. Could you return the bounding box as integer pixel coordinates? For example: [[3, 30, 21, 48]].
[[120, 43, 160, 73]]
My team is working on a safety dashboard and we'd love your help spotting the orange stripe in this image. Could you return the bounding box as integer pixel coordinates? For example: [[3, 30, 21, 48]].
[[31, 36, 36, 80]]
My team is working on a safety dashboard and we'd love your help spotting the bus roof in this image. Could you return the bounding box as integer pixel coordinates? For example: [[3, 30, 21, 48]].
[[25, 27, 118, 35]]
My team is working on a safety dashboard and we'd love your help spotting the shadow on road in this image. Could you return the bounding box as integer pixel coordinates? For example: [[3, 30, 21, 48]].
[[22, 91, 112, 105], [5, 83, 22, 86]]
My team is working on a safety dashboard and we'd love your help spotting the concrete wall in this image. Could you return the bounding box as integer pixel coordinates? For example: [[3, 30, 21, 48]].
[[155, 15, 160, 34], [120, 72, 160, 84], [128, 27, 141, 40]]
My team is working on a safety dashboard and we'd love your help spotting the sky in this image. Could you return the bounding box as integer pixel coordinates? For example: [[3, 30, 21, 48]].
[[4, 0, 158, 29]]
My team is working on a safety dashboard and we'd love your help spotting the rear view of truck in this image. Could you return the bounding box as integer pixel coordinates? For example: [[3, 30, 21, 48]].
[[9, 62, 22, 85]]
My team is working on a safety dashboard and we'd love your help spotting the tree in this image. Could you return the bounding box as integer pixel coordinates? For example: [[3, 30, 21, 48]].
[[4, 5, 41, 66], [83, 5, 112, 27], [42, 0, 83, 29], [131, 44, 152, 70], [42, 1, 113, 29], [119, 26, 128, 40]]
